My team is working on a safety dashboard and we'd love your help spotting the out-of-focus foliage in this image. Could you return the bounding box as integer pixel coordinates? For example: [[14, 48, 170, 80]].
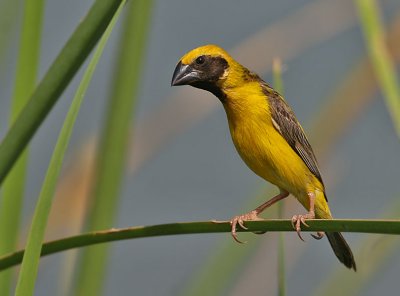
[[0, 1, 399, 295]]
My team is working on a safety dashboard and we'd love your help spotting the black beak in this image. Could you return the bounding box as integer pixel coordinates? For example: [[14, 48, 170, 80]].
[[171, 61, 200, 86]]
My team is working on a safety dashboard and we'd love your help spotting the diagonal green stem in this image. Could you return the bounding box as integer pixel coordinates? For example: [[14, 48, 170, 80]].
[[74, 1, 154, 295], [355, 0, 400, 138], [0, 0, 123, 185], [0, 0, 45, 294], [13, 3, 126, 295], [0, 219, 399, 272]]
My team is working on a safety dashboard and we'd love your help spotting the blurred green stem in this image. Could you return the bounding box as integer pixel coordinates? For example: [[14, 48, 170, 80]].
[[1, 219, 400, 272], [13, 3, 125, 295], [74, 1, 154, 295], [0, 0, 123, 185], [355, 0, 400, 138], [273, 58, 286, 296], [0, 0, 45, 294]]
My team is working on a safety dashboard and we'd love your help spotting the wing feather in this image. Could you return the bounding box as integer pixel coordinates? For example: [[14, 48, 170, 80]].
[[261, 82, 325, 192]]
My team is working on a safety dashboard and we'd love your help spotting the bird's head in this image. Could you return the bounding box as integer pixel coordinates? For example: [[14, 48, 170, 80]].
[[171, 45, 244, 98]]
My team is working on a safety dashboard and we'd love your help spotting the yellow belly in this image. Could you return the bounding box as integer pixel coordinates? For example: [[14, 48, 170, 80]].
[[230, 117, 310, 194], [224, 101, 331, 218]]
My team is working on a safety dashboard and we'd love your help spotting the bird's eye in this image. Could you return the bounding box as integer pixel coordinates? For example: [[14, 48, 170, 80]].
[[195, 56, 205, 65]]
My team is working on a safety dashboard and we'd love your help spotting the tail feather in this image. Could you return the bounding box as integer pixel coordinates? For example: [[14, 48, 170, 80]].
[[326, 232, 356, 271]]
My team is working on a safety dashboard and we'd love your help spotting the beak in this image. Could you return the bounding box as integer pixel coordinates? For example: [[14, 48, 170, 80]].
[[171, 61, 200, 86]]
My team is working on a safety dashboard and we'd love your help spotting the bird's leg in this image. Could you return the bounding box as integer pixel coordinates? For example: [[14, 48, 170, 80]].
[[230, 191, 289, 243], [291, 192, 324, 241]]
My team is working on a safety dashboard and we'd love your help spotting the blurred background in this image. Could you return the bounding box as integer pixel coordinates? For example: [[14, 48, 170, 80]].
[[0, 0, 400, 295]]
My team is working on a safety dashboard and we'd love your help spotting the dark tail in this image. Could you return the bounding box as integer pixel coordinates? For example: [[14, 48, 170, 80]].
[[326, 232, 356, 271]]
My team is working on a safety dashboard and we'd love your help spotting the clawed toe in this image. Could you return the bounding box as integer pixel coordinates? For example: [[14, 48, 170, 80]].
[[253, 230, 267, 235], [230, 211, 261, 243], [311, 231, 325, 240], [211, 219, 225, 223], [291, 213, 315, 241], [291, 215, 305, 241], [230, 216, 247, 244], [237, 219, 248, 230]]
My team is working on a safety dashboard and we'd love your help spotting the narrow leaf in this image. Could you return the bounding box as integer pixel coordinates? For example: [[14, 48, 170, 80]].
[[13, 3, 125, 295], [0, 0, 45, 294], [74, 1, 154, 295], [355, 0, 400, 138], [0, 219, 399, 273], [0, 0, 123, 185], [273, 58, 286, 296]]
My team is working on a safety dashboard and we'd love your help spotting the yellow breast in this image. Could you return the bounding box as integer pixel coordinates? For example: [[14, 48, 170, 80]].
[[222, 84, 319, 204]]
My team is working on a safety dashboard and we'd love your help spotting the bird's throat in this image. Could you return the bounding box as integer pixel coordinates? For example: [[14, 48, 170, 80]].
[[191, 81, 227, 102]]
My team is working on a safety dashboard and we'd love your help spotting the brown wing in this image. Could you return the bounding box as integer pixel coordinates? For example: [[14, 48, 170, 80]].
[[261, 82, 325, 192]]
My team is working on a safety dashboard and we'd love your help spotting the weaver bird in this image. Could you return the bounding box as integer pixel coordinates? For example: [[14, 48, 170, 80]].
[[171, 44, 356, 270]]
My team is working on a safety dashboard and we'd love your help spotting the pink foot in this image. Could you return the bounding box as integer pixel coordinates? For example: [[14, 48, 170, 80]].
[[230, 210, 261, 244], [291, 212, 315, 241]]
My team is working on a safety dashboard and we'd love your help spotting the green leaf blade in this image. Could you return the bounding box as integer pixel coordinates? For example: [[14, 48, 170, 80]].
[[0, 219, 399, 273], [273, 58, 286, 296], [0, 0, 45, 294], [0, 0, 123, 185], [355, 0, 400, 138], [74, 1, 154, 295], [13, 2, 126, 295]]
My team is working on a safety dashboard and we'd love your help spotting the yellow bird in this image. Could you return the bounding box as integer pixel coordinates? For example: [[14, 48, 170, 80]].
[[171, 44, 356, 270]]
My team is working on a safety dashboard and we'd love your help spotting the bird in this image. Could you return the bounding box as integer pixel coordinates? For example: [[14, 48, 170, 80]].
[[171, 44, 356, 270]]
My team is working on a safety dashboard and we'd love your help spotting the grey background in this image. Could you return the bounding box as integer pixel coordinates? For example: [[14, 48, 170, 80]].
[[1, 0, 400, 295]]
